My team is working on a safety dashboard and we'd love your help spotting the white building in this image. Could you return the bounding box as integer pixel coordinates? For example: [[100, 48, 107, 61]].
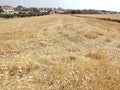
[[1, 5, 14, 13]]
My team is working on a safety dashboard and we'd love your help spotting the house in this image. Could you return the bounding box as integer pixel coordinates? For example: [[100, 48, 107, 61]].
[[55, 7, 65, 14], [37, 8, 50, 14], [50, 8, 65, 14], [15, 5, 26, 11], [1, 5, 14, 13], [39, 10, 48, 13]]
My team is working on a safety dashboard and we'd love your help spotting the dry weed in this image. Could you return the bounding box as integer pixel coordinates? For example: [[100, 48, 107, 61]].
[[85, 50, 106, 60], [105, 37, 112, 42], [85, 31, 98, 39], [0, 14, 120, 90], [117, 44, 120, 48]]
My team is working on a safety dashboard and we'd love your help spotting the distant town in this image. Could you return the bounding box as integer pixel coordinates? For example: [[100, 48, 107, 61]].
[[0, 5, 120, 18]]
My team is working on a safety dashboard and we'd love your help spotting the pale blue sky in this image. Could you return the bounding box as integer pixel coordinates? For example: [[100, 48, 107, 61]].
[[0, 0, 120, 11]]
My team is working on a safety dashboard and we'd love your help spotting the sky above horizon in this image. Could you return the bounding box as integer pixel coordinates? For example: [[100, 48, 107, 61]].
[[0, 0, 120, 11]]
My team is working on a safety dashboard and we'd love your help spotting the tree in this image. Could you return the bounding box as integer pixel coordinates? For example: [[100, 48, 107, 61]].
[[15, 5, 24, 11], [76, 10, 81, 14], [71, 10, 76, 14], [29, 8, 40, 14], [0, 6, 3, 13]]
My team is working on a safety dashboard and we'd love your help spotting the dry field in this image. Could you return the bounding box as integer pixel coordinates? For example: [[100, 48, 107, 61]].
[[73, 14, 120, 22], [0, 14, 120, 90]]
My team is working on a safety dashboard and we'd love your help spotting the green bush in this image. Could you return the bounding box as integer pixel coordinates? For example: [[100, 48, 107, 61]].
[[0, 7, 3, 13], [0, 13, 43, 19]]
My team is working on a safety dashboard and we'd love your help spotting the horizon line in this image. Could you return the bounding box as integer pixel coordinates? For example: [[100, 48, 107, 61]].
[[0, 4, 120, 12]]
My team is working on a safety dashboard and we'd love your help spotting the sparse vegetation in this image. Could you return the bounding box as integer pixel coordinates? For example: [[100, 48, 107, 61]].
[[0, 14, 120, 90]]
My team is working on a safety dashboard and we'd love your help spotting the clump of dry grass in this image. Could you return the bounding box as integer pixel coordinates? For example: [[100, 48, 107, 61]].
[[0, 40, 24, 55], [0, 58, 39, 77], [32, 71, 40, 83], [85, 50, 106, 60], [62, 31, 80, 42], [97, 32, 104, 36], [105, 37, 112, 42], [110, 33, 117, 39], [117, 44, 120, 48], [85, 31, 99, 39]]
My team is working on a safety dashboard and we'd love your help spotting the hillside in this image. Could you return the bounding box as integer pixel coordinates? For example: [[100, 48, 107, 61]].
[[0, 14, 120, 90]]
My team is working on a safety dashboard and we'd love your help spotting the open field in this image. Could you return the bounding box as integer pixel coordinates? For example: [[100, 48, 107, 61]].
[[0, 14, 120, 90], [72, 14, 120, 22]]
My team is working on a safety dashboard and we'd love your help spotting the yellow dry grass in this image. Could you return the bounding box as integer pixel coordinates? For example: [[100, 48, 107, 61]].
[[73, 14, 120, 21], [0, 14, 120, 90]]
